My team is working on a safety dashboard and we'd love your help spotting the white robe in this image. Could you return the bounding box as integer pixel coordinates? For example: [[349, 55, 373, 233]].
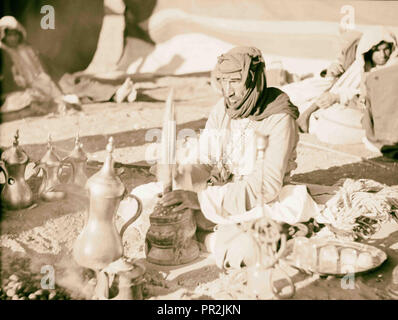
[[118, 99, 320, 239]]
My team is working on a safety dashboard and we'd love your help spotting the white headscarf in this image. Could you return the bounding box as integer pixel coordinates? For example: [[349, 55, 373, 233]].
[[0, 16, 27, 44], [356, 26, 398, 70]]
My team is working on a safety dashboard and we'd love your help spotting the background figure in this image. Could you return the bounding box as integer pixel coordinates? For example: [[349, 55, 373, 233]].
[[294, 29, 363, 133], [307, 27, 397, 145], [359, 29, 398, 157], [0, 16, 66, 114], [284, 27, 397, 145], [0, 15, 138, 115]]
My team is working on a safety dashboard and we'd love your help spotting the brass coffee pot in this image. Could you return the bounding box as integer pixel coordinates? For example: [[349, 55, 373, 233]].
[[0, 130, 34, 210], [73, 137, 143, 271], [93, 258, 146, 300], [35, 135, 71, 201], [63, 133, 88, 187]]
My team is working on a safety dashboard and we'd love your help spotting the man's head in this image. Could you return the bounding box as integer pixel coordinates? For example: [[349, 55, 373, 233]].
[[212, 46, 299, 121], [2, 28, 23, 48], [212, 46, 265, 106], [370, 41, 393, 66]]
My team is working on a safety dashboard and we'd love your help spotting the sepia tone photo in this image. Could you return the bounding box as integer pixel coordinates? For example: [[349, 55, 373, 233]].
[[0, 0, 398, 303]]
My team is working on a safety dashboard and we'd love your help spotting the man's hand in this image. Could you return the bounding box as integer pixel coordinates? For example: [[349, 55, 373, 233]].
[[159, 190, 200, 212], [297, 104, 319, 133], [326, 62, 345, 78], [315, 92, 339, 109]]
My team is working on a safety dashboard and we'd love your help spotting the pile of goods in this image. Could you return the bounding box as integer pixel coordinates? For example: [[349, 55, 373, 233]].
[[317, 179, 398, 240]]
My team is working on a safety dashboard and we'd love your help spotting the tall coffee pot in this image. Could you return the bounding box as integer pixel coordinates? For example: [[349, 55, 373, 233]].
[[0, 130, 34, 210], [73, 137, 143, 271]]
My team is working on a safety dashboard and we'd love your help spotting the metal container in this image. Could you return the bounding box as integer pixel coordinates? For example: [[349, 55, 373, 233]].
[[94, 258, 146, 300], [145, 203, 200, 266], [35, 134, 71, 201], [0, 130, 34, 210], [63, 133, 88, 187], [73, 137, 143, 271]]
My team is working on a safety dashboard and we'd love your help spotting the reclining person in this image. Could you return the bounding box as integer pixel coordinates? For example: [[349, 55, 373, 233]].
[[296, 27, 397, 142], [360, 32, 398, 157]]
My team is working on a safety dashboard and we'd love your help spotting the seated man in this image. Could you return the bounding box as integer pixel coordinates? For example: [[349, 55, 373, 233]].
[[0, 16, 66, 113], [127, 47, 319, 267], [0, 16, 137, 115]]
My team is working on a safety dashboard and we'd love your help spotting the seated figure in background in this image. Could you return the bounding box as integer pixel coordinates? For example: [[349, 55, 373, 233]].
[[360, 32, 398, 158], [0, 15, 137, 115], [0, 15, 66, 114], [288, 27, 397, 146], [281, 29, 363, 134], [300, 27, 397, 143]]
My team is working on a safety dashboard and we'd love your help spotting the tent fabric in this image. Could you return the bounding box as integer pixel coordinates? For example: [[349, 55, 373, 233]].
[[114, 0, 398, 77], [2, 0, 398, 84]]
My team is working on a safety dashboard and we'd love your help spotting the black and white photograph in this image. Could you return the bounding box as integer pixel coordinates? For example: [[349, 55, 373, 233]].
[[1, 0, 398, 306]]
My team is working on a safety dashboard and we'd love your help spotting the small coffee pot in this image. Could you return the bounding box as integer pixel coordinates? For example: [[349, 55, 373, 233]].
[[35, 134, 71, 201], [0, 130, 34, 210], [63, 133, 88, 187], [93, 258, 146, 300], [73, 137, 143, 271]]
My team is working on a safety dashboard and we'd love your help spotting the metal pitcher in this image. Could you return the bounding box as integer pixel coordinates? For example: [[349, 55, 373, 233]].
[[35, 134, 72, 201], [73, 137, 143, 271], [0, 130, 34, 210], [63, 133, 88, 187], [93, 258, 146, 300]]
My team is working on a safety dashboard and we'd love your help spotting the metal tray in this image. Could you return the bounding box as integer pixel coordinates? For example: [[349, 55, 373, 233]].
[[282, 238, 387, 277]]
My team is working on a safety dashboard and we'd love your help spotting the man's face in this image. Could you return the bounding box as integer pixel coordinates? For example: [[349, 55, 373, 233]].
[[220, 72, 246, 104], [372, 42, 392, 66], [3, 29, 22, 48]]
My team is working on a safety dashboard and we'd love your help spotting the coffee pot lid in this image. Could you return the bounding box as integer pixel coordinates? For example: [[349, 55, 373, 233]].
[[67, 133, 87, 161], [103, 258, 146, 280], [1, 130, 29, 165], [40, 134, 61, 166], [85, 137, 125, 198]]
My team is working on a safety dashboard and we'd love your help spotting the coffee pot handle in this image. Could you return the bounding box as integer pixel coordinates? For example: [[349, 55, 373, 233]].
[[119, 194, 143, 238], [268, 234, 296, 299], [33, 161, 45, 177], [94, 270, 110, 300]]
